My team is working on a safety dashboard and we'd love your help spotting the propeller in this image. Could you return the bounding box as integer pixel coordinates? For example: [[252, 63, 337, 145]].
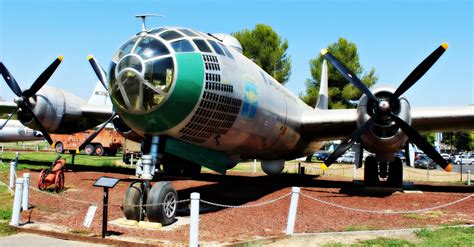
[[322, 43, 452, 172], [76, 55, 116, 153], [0, 56, 63, 145]]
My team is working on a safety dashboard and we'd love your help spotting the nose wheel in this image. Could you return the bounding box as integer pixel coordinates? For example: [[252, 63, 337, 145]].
[[123, 181, 178, 225], [364, 156, 403, 188]]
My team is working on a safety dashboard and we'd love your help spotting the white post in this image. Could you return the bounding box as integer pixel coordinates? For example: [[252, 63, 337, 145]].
[[22, 173, 30, 210], [9, 161, 16, 190], [468, 170, 471, 186], [286, 187, 300, 235], [253, 159, 257, 173], [10, 178, 24, 226], [131, 154, 134, 167], [189, 192, 200, 247]]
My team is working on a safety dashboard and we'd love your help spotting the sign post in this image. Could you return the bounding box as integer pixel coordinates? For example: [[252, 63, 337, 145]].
[[93, 176, 120, 238]]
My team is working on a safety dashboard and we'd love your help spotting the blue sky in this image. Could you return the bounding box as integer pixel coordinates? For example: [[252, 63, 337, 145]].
[[0, 0, 472, 107]]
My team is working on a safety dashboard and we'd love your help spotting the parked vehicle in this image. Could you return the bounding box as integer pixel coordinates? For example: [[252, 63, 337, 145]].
[[337, 153, 355, 163], [52, 128, 123, 156], [440, 153, 451, 162], [453, 154, 474, 165], [313, 151, 330, 161], [414, 155, 437, 169]]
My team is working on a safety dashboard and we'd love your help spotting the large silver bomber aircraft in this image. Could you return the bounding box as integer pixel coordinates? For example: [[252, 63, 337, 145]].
[[1, 21, 473, 225]]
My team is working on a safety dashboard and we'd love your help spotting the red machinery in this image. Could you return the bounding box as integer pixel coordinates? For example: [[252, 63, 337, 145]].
[[38, 157, 66, 192]]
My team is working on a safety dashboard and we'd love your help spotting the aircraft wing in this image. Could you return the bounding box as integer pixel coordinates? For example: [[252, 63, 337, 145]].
[[0, 101, 18, 114], [300, 105, 474, 141], [81, 104, 114, 122]]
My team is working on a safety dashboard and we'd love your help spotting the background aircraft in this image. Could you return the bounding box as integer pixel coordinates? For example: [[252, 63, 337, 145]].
[[1, 22, 473, 226], [0, 119, 43, 142]]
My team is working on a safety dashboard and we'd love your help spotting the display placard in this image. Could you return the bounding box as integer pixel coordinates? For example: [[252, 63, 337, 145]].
[[93, 177, 120, 188]]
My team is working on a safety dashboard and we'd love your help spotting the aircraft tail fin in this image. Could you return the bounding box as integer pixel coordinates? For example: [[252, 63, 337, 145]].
[[315, 60, 328, 110], [88, 81, 112, 106]]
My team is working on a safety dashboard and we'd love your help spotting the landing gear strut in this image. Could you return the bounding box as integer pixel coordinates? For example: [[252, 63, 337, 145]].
[[364, 156, 403, 188], [122, 136, 178, 225]]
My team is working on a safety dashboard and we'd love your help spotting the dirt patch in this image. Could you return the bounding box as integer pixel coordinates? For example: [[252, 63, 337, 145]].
[[5, 164, 474, 245]]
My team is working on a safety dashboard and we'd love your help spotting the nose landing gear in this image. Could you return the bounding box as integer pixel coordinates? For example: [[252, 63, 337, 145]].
[[364, 156, 403, 188], [122, 136, 179, 226]]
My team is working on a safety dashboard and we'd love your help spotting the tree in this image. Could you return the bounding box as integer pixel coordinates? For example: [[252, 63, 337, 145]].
[[442, 131, 473, 152], [232, 24, 291, 84], [301, 38, 378, 109]]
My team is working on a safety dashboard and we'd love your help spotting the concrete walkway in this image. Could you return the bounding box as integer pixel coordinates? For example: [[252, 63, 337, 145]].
[[0, 233, 109, 247]]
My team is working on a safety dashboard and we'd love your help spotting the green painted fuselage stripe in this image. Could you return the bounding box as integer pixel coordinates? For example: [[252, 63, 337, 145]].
[[118, 53, 204, 133], [165, 138, 229, 174]]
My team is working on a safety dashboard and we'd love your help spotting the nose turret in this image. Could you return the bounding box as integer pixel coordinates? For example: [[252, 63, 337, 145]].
[[109, 35, 175, 113]]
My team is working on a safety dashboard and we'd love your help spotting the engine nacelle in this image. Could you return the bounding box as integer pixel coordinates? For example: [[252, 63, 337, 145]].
[[261, 159, 285, 175], [357, 86, 410, 162], [18, 86, 102, 134]]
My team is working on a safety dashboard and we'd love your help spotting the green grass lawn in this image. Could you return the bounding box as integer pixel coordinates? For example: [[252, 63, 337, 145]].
[[0, 183, 16, 236], [324, 227, 474, 246]]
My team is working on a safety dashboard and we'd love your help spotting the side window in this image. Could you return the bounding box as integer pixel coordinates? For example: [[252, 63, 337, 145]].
[[170, 39, 195, 53], [193, 39, 212, 53], [208, 40, 225, 56], [220, 45, 234, 59], [160, 30, 183, 41], [178, 29, 198, 37]]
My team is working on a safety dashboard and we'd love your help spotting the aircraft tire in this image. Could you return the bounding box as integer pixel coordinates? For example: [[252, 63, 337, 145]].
[[364, 156, 379, 186], [146, 182, 177, 226], [123, 182, 147, 221], [387, 157, 403, 187]]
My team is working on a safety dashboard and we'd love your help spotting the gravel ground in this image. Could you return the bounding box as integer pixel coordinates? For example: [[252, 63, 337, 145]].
[[4, 162, 474, 245]]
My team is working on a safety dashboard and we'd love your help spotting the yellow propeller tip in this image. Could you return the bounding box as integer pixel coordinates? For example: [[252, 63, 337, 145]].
[[58, 56, 64, 61], [51, 144, 55, 148], [320, 163, 328, 170], [444, 163, 453, 172], [441, 43, 449, 50], [87, 55, 93, 60], [76, 148, 80, 154], [320, 48, 328, 55]]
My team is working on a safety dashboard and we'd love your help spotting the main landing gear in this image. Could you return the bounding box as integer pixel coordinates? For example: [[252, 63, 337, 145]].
[[122, 136, 179, 226], [364, 156, 403, 188]]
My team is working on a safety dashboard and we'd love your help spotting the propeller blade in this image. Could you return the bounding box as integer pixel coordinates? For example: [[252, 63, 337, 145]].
[[23, 56, 63, 98], [0, 62, 22, 97], [88, 55, 108, 90], [0, 107, 20, 130], [77, 113, 117, 152], [323, 117, 375, 169], [321, 49, 379, 104], [23, 104, 53, 145], [391, 43, 448, 102], [389, 113, 452, 172]]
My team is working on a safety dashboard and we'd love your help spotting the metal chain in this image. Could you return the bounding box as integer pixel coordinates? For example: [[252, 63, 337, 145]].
[[200, 192, 291, 208], [119, 199, 191, 208], [300, 192, 474, 214], [29, 186, 94, 205]]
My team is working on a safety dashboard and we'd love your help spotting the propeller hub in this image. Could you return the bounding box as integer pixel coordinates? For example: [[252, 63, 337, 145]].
[[378, 100, 390, 112]]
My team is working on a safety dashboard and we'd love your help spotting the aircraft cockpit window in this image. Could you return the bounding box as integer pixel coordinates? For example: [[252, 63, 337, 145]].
[[221, 45, 234, 59], [192, 39, 212, 53], [143, 57, 175, 110], [170, 39, 195, 53], [134, 37, 170, 59], [113, 37, 139, 62], [178, 29, 198, 37], [160, 30, 183, 41], [208, 40, 225, 56]]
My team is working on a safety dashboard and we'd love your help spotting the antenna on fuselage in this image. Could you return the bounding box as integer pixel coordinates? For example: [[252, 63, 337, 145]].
[[135, 14, 165, 32]]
